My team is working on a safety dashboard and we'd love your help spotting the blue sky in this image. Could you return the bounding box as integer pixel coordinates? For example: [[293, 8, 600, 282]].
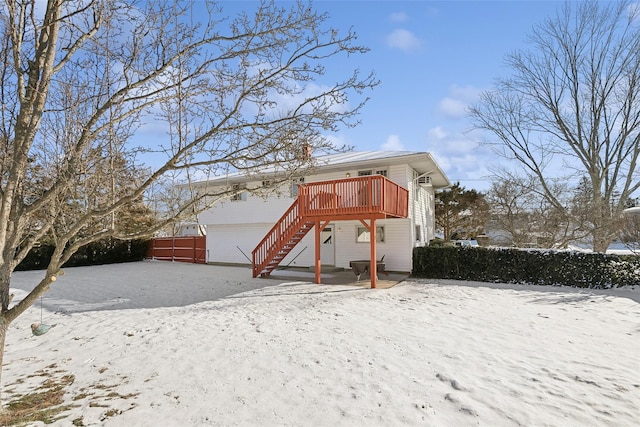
[[138, 1, 567, 192], [304, 0, 565, 192]]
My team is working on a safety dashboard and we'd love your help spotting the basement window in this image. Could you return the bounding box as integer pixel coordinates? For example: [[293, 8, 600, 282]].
[[356, 226, 385, 243]]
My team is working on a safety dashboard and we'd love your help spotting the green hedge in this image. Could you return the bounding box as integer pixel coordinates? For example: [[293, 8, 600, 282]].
[[412, 246, 640, 288], [16, 238, 150, 271]]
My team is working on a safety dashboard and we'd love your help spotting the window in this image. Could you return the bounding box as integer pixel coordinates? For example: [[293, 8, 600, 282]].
[[231, 184, 247, 201], [321, 227, 333, 244], [291, 177, 304, 197], [358, 169, 388, 177], [356, 226, 385, 243]]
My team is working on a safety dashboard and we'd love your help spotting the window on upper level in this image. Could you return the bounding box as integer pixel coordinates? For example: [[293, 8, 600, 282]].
[[231, 183, 247, 201], [290, 177, 305, 197], [358, 169, 387, 177]]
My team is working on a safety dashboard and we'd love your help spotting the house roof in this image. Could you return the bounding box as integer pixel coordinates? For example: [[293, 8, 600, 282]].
[[198, 150, 451, 188], [623, 206, 640, 216], [314, 151, 450, 188]]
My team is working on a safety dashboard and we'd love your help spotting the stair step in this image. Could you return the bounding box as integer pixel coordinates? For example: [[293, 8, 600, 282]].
[[254, 197, 320, 277]]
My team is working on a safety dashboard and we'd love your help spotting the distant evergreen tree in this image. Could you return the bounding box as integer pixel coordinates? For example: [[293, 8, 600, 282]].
[[435, 183, 488, 240]]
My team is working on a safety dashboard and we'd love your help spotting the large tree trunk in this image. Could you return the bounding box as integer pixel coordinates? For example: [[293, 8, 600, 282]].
[[0, 264, 11, 407], [0, 265, 59, 408], [592, 229, 613, 253], [0, 316, 9, 409]]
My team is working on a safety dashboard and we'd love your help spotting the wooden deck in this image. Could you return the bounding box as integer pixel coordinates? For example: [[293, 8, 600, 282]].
[[252, 175, 409, 287], [298, 175, 408, 220]]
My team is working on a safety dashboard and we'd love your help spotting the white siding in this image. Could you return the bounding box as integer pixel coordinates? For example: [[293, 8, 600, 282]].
[[199, 180, 295, 225], [206, 224, 269, 264], [412, 182, 436, 245], [405, 166, 436, 246], [200, 160, 430, 273], [199, 195, 293, 225], [206, 223, 318, 267], [207, 220, 413, 272], [334, 219, 413, 272]]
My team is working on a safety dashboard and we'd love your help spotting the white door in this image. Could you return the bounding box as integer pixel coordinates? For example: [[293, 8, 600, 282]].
[[320, 226, 335, 265]]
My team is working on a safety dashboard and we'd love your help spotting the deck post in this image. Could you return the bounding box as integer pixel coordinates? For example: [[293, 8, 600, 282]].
[[370, 217, 377, 289], [315, 219, 321, 284]]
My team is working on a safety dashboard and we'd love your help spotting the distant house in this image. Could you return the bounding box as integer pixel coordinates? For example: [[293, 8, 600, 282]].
[[196, 151, 450, 274]]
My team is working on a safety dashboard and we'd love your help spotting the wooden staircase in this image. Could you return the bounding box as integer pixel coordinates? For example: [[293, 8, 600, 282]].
[[252, 198, 314, 277], [252, 175, 409, 278]]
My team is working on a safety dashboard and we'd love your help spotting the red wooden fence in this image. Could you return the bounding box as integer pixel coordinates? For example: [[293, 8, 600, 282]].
[[147, 236, 206, 264]]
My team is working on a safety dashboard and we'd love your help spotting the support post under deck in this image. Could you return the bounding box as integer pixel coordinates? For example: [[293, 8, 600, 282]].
[[314, 219, 321, 284], [370, 218, 377, 289]]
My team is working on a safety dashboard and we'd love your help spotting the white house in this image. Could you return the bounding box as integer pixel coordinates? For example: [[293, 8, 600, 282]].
[[197, 151, 450, 275]]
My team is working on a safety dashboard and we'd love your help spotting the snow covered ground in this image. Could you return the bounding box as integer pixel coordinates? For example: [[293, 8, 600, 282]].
[[5, 261, 640, 426]]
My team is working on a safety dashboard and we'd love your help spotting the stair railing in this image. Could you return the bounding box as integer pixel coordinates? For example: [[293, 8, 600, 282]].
[[252, 197, 305, 277]]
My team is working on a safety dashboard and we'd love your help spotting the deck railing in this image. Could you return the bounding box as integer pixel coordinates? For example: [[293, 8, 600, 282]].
[[251, 175, 409, 277], [298, 175, 408, 219]]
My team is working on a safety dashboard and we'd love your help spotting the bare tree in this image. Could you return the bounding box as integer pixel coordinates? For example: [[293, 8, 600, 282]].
[[621, 214, 640, 253], [486, 174, 589, 248], [0, 0, 377, 401], [486, 176, 537, 247], [470, 0, 640, 252], [621, 197, 640, 253]]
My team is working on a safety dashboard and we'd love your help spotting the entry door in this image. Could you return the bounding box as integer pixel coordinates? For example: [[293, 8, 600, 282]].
[[320, 226, 335, 266]]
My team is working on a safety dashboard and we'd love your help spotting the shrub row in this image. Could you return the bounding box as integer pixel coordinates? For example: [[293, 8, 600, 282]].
[[412, 246, 640, 288], [16, 238, 150, 271]]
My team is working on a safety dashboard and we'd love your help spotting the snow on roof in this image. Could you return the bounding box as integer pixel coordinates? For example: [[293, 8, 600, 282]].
[[314, 151, 422, 165], [196, 150, 450, 187], [623, 206, 640, 216]]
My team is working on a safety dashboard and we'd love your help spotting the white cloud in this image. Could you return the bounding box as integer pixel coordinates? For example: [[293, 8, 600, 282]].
[[428, 126, 448, 140], [322, 133, 351, 150], [449, 84, 482, 101], [389, 12, 409, 23], [385, 29, 422, 52], [381, 134, 405, 151], [424, 126, 494, 190], [437, 85, 483, 118], [438, 97, 467, 118]]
